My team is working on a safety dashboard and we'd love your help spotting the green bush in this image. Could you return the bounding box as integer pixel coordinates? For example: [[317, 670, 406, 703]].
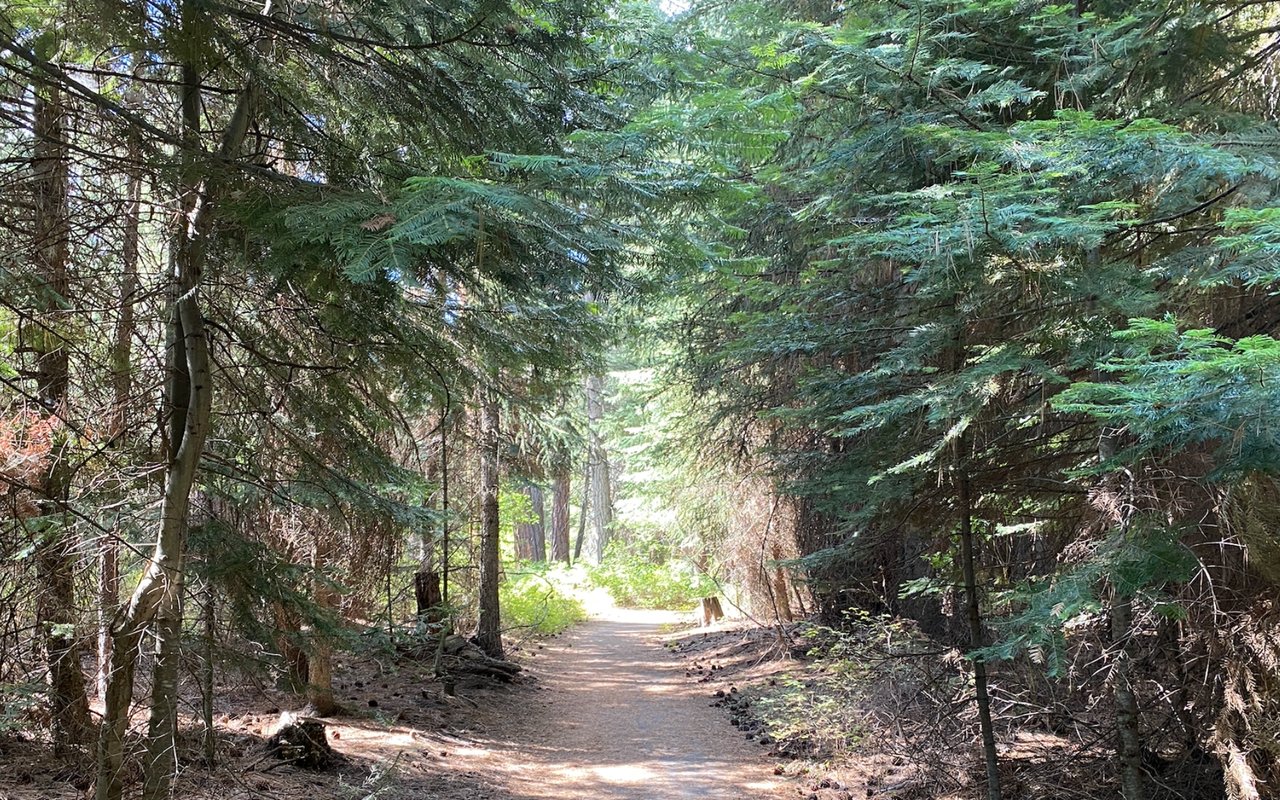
[[588, 537, 716, 609], [0, 682, 42, 734], [754, 672, 866, 759], [500, 563, 588, 635]]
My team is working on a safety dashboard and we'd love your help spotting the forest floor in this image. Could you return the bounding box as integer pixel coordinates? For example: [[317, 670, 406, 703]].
[[7, 606, 1201, 800], [0, 608, 796, 800]]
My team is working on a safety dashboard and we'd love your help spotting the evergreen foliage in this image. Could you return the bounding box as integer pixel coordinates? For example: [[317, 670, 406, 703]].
[[4, 0, 1280, 796]]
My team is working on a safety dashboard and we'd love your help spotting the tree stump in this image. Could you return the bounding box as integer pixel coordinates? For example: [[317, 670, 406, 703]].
[[265, 712, 337, 769], [700, 596, 724, 626]]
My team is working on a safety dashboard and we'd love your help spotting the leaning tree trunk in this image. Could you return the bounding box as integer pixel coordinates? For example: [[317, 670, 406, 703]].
[[585, 373, 612, 564], [770, 542, 794, 623], [96, 33, 255, 799], [30, 75, 92, 752], [550, 472, 571, 562], [958, 469, 1002, 800], [475, 392, 503, 659]]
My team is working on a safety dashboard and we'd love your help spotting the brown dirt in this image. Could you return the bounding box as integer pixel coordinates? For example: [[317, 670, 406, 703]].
[[437, 608, 793, 799], [0, 609, 795, 800]]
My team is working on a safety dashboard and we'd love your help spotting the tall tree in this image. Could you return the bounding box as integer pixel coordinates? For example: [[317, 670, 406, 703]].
[[515, 483, 546, 562], [584, 372, 613, 564], [30, 73, 91, 752], [476, 391, 503, 658], [654, 0, 1280, 792], [550, 472, 571, 562], [98, 6, 253, 794]]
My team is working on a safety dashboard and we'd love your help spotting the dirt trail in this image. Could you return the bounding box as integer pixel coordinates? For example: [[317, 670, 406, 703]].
[[0, 610, 792, 800], [445, 609, 790, 799]]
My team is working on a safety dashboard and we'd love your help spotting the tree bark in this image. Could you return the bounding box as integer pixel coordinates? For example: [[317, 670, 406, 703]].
[[958, 469, 1002, 800], [550, 472, 571, 562], [476, 392, 503, 659], [770, 543, 793, 623], [30, 75, 92, 752], [97, 23, 255, 796], [200, 580, 217, 766], [415, 454, 443, 622], [306, 531, 341, 717], [515, 484, 546, 562], [573, 456, 589, 561], [414, 570, 443, 621], [96, 540, 118, 700], [273, 602, 309, 692], [142, 575, 185, 800], [585, 374, 612, 564], [1112, 592, 1145, 800]]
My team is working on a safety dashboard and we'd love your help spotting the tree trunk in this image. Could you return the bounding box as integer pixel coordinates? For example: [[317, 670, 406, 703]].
[[96, 30, 254, 797], [141, 575, 185, 800], [550, 472, 571, 562], [958, 470, 1002, 800], [306, 531, 341, 717], [515, 484, 546, 562], [585, 373, 612, 564], [414, 432, 443, 621], [273, 602, 309, 692], [476, 392, 503, 659], [1112, 592, 1145, 800], [414, 570, 443, 621], [98, 79, 142, 702], [30, 75, 91, 752], [573, 456, 589, 561], [417, 457, 439, 569], [770, 543, 793, 623], [200, 581, 216, 766], [97, 541, 118, 700]]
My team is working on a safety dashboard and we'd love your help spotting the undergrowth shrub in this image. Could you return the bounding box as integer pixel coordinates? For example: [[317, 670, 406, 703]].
[[756, 611, 936, 760], [500, 563, 588, 634], [589, 535, 716, 609], [339, 755, 403, 800], [0, 682, 41, 734], [754, 673, 866, 759]]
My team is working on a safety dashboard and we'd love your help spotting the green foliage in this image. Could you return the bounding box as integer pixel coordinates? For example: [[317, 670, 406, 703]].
[[983, 522, 1196, 673], [754, 673, 866, 759], [499, 485, 538, 564], [654, 0, 1280, 636], [589, 535, 715, 609], [500, 563, 588, 635], [0, 682, 42, 734], [1058, 318, 1280, 477], [755, 613, 930, 760]]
